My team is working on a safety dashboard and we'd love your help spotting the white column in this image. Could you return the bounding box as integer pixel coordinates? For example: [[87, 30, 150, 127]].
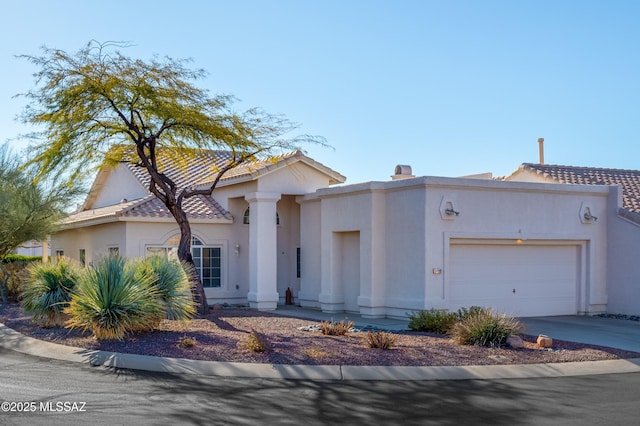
[[245, 192, 281, 310]]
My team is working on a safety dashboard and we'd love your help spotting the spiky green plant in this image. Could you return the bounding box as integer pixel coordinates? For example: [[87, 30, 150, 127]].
[[449, 307, 524, 347], [65, 255, 164, 340], [21, 258, 81, 327], [137, 256, 196, 322]]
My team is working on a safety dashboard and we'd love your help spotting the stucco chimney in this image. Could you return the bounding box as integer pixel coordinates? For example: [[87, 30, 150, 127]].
[[538, 138, 544, 164], [392, 165, 415, 180]]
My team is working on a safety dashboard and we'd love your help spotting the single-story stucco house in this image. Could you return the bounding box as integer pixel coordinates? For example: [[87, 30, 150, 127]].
[[51, 150, 640, 318]]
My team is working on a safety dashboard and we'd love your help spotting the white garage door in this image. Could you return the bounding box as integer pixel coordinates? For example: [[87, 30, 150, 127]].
[[449, 244, 578, 317]]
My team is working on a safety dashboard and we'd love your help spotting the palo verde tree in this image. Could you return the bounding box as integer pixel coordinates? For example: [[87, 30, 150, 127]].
[[0, 143, 79, 303], [18, 41, 325, 315]]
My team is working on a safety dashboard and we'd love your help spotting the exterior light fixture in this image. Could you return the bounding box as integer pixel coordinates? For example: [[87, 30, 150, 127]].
[[583, 210, 598, 222], [235, 244, 240, 256], [445, 208, 460, 216]]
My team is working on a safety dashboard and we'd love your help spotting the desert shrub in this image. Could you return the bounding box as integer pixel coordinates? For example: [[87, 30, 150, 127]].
[[303, 347, 329, 358], [1, 260, 38, 303], [239, 328, 270, 353], [449, 307, 523, 347], [137, 256, 196, 322], [65, 255, 164, 340], [320, 320, 355, 336], [455, 306, 484, 321], [177, 336, 197, 348], [20, 258, 81, 326], [408, 309, 459, 334], [364, 330, 397, 350], [2, 254, 44, 263]]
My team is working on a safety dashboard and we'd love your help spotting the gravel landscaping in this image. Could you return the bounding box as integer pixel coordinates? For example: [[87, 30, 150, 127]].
[[2, 303, 639, 367]]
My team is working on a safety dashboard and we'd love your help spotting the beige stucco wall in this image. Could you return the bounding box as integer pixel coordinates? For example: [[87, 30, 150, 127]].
[[300, 177, 611, 318], [92, 164, 148, 208], [606, 185, 640, 315]]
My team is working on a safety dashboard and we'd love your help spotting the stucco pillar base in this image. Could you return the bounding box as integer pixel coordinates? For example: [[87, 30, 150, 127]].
[[248, 291, 279, 311], [319, 293, 345, 313], [359, 307, 386, 319], [298, 291, 321, 309]]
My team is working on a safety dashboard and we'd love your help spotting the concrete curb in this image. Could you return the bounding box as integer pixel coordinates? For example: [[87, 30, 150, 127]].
[[3, 323, 640, 381]]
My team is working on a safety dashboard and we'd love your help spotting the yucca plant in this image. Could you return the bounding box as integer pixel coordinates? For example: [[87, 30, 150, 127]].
[[65, 255, 164, 340], [137, 256, 196, 322], [21, 258, 81, 327]]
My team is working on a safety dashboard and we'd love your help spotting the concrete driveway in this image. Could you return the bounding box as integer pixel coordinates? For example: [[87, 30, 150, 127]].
[[520, 315, 640, 352]]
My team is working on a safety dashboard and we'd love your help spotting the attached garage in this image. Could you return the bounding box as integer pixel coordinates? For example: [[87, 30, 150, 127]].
[[448, 242, 580, 317]]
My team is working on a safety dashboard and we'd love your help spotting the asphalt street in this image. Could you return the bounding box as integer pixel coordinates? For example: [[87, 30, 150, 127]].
[[1, 347, 640, 425]]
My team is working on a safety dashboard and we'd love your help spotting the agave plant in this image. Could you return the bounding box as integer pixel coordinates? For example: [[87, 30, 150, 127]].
[[65, 255, 164, 340], [21, 258, 81, 327], [137, 256, 196, 322]]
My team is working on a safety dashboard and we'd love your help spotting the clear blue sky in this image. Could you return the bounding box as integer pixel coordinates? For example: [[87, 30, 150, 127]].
[[1, 0, 638, 184]]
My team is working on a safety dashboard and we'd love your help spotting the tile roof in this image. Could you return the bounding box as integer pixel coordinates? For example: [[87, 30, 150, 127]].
[[70, 148, 344, 227], [123, 149, 345, 188], [519, 163, 640, 214], [63, 194, 231, 227]]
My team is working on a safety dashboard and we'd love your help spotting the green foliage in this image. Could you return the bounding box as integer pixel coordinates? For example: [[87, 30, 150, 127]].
[[364, 331, 397, 350], [0, 260, 38, 304], [2, 255, 44, 263], [21, 258, 81, 326], [0, 143, 81, 260], [449, 307, 524, 347], [239, 328, 270, 353], [320, 320, 355, 336], [455, 306, 485, 320], [136, 256, 196, 322], [408, 309, 459, 334], [65, 255, 164, 340]]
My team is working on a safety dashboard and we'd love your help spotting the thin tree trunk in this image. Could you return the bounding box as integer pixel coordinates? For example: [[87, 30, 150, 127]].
[[174, 210, 209, 316]]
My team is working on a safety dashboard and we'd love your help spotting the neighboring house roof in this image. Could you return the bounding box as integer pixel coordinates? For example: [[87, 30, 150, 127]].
[[510, 163, 640, 214]]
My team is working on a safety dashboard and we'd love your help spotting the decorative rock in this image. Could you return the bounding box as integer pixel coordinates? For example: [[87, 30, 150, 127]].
[[536, 334, 553, 348], [506, 335, 524, 349]]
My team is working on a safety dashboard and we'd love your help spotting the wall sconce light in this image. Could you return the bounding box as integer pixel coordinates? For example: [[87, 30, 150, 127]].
[[445, 208, 460, 216], [235, 244, 240, 256], [583, 210, 598, 222], [516, 229, 526, 244]]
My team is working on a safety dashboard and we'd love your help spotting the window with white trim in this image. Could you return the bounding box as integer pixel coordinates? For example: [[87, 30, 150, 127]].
[[146, 235, 222, 288]]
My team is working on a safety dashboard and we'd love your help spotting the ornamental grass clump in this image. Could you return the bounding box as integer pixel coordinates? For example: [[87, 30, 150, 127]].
[[239, 328, 271, 353], [320, 320, 355, 336], [364, 330, 397, 350], [449, 307, 523, 347], [65, 255, 164, 340], [21, 258, 81, 327], [136, 256, 196, 323]]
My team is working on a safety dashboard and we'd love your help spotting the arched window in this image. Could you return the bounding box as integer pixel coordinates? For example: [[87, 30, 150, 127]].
[[242, 206, 280, 225]]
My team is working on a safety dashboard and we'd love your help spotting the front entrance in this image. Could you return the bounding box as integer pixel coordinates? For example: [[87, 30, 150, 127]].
[[334, 231, 361, 313]]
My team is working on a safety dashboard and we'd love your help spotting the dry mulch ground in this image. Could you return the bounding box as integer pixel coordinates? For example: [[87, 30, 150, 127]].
[[1, 303, 639, 367]]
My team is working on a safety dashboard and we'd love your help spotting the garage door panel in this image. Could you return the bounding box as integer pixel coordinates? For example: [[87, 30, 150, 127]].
[[449, 244, 578, 317]]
